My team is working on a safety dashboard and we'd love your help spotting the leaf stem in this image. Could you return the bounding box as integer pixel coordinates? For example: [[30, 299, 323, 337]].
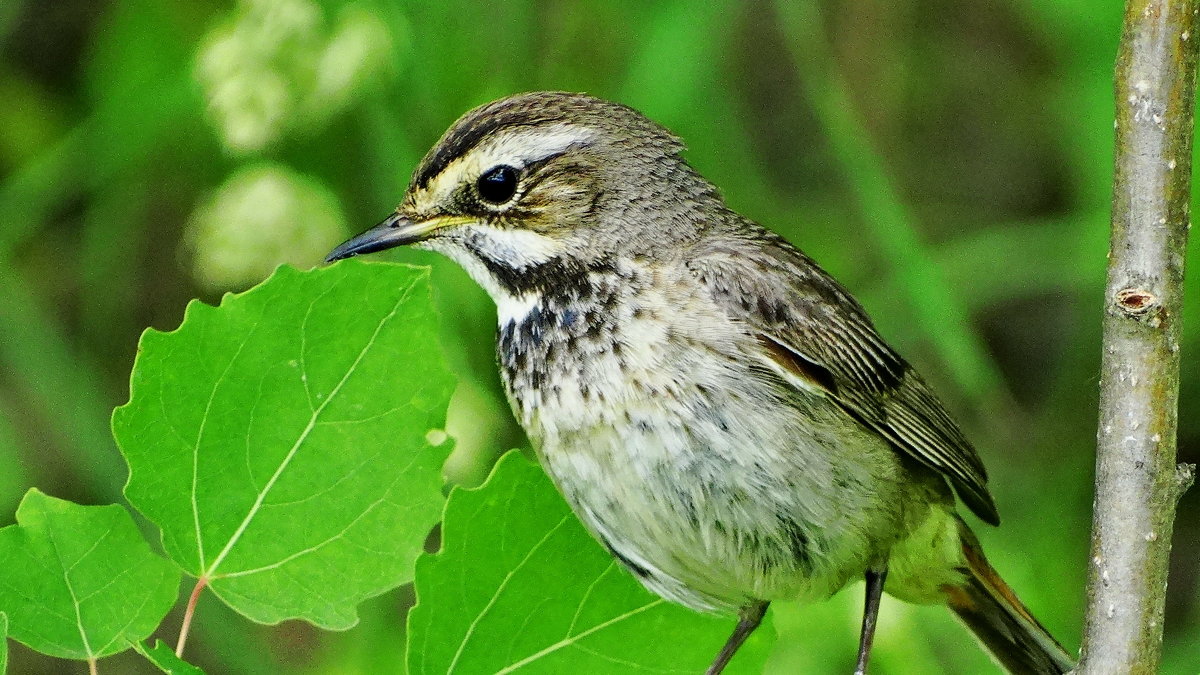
[[176, 576, 208, 657], [87, 657, 98, 675]]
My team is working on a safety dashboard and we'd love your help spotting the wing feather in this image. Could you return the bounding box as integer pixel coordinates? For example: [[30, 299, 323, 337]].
[[689, 233, 1000, 525]]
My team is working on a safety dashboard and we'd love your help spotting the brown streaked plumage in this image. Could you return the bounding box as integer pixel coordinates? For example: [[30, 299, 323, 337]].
[[328, 91, 1074, 674]]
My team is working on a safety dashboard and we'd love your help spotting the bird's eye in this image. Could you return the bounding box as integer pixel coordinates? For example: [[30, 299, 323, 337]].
[[477, 165, 519, 204]]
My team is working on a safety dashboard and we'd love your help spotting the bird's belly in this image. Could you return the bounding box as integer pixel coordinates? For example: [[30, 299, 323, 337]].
[[522, 357, 914, 613]]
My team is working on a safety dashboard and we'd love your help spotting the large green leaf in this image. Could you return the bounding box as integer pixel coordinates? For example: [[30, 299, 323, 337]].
[[409, 453, 774, 674], [114, 261, 455, 629], [0, 491, 179, 660]]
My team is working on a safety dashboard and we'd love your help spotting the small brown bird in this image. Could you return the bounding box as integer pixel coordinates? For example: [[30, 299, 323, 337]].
[[328, 92, 1074, 674]]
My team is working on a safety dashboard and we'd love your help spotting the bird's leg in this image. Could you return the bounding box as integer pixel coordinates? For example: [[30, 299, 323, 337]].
[[706, 601, 769, 675], [854, 566, 888, 675]]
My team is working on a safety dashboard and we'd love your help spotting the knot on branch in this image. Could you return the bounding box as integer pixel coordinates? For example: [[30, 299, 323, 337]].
[[1113, 287, 1160, 320]]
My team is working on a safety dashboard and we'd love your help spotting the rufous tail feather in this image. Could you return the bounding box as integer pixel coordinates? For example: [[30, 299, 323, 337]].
[[944, 523, 1076, 674]]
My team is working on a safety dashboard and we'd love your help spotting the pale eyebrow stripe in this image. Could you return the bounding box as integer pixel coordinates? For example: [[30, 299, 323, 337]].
[[415, 124, 597, 204], [488, 124, 597, 167]]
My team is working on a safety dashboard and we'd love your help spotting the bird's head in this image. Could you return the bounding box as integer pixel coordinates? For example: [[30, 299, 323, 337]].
[[326, 92, 723, 299]]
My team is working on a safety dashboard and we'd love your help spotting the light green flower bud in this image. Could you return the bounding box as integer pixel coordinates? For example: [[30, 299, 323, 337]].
[[308, 7, 396, 114], [196, 0, 397, 153], [186, 163, 346, 291], [195, 0, 322, 153]]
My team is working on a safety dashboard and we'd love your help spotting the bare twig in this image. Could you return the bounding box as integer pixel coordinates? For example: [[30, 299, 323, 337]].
[[1080, 1, 1198, 672]]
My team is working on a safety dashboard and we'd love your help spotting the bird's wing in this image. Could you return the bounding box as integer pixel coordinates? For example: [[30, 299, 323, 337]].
[[688, 234, 1000, 525]]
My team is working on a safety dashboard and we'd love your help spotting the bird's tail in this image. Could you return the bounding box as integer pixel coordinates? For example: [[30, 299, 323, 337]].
[[943, 525, 1076, 674]]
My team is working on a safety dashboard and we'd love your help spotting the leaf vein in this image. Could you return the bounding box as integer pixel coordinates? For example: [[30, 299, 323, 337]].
[[46, 519, 95, 658], [445, 514, 573, 674], [91, 567, 163, 655], [566, 561, 616, 637], [493, 598, 666, 674], [218, 491, 392, 579], [567, 641, 693, 673], [203, 284, 411, 577], [191, 322, 258, 570]]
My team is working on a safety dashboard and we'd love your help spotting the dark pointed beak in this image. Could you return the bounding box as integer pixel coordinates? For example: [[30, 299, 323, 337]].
[[326, 212, 444, 262]]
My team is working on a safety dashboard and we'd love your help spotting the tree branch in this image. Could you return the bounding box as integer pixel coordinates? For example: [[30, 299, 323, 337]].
[[1080, 1, 1198, 672]]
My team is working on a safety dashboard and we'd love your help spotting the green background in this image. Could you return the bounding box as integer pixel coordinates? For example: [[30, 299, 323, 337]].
[[0, 0, 1196, 672]]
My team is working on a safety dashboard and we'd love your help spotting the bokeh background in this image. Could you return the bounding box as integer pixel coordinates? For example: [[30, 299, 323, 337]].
[[1, 0, 1197, 672]]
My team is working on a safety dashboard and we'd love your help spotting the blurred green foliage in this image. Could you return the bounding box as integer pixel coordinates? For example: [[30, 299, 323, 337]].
[[0, 0, 1196, 673]]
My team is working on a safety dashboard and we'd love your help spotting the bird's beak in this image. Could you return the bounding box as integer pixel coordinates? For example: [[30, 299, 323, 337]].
[[326, 212, 447, 262]]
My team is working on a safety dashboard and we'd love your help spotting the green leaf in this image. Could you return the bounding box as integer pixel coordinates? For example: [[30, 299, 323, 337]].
[[408, 453, 774, 674], [1, 611, 8, 674], [0, 490, 179, 660], [134, 639, 206, 674], [114, 261, 455, 629]]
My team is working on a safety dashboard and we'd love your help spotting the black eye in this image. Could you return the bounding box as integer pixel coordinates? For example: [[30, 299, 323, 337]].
[[477, 165, 519, 204]]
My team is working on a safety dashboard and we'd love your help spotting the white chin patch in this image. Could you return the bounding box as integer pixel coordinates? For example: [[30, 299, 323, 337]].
[[465, 224, 562, 268], [421, 224, 562, 324], [494, 292, 542, 325]]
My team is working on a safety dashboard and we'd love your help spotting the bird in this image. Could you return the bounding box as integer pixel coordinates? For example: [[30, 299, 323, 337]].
[[327, 91, 1075, 674]]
